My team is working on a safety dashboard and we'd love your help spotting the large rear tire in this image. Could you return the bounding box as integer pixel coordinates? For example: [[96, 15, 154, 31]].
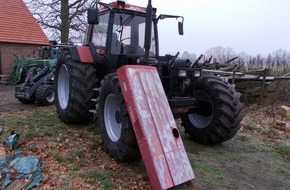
[[98, 73, 140, 162], [181, 75, 243, 144], [35, 84, 55, 106], [55, 50, 98, 124]]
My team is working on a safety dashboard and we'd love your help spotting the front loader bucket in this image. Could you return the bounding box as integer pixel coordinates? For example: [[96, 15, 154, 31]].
[[117, 65, 194, 190]]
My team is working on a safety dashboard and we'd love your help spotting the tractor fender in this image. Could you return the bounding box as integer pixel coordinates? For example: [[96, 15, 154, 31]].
[[68, 44, 106, 65], [68, 46, 94, 63]]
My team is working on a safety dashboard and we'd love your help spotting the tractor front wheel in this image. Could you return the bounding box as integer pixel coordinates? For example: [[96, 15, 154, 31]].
[[35, 84, 55, 106], [98, 73, 140, 162], [181, 75, 243, 144]]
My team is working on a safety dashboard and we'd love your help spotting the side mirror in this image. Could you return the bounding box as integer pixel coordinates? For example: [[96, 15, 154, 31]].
[[178, 21, 184, 35], [157, 14, 184, 35], [88, 8, 99, 25]]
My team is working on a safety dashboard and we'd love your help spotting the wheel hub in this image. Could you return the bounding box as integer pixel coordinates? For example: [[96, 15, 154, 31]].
[[188, 90, 213, 129], [46, 89, 55, 103], [115, 110, 122, 124], [57, 64, 69, 109], [104, 94, 122, 142]]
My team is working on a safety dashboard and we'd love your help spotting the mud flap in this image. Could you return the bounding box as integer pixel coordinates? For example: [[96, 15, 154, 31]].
[[117, 65, 195, 190]]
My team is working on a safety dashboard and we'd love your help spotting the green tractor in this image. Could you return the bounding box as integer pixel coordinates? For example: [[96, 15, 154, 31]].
[[14, 45, 60, 106]]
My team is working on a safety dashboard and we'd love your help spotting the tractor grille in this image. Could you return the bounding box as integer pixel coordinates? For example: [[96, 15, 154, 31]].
[[134, 119, 144, 141]]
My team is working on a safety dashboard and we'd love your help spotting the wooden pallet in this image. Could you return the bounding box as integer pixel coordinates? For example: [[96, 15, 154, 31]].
[[0, 75, 9, 84]]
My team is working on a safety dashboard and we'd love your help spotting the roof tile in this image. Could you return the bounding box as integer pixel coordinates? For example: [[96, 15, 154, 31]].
[[0, 0, 49, 45]]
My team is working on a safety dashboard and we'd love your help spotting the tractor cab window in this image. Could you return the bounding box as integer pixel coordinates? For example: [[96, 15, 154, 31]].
[[111, 13, 156, 56], [92, 13, 109, 48]]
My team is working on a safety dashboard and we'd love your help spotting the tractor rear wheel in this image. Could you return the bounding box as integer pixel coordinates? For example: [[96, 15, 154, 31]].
[[55, 49, 98, 124], [181, 75, 243, 144], [35, 84, 55, 106], [98, 73, 140, 162]]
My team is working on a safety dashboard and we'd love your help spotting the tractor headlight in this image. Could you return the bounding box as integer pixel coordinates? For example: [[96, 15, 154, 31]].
[[194, 70, 201, 77], [178, 70, 187, 77]]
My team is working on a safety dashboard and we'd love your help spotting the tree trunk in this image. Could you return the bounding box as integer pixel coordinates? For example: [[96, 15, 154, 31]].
[[61, 0, 69, 43]]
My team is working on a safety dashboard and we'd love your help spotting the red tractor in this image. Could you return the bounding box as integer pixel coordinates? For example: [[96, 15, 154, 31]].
[[55, 0, 243, 162]]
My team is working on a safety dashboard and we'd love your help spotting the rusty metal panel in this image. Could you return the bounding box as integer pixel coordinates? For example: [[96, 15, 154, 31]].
[[117, 65, 195, 190]]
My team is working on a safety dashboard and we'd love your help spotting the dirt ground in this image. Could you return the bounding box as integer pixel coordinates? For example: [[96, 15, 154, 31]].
[[0, 84, 37, 112]]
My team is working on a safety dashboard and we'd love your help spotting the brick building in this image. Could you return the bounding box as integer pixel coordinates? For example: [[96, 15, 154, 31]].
[[0, 0, 49, 75]]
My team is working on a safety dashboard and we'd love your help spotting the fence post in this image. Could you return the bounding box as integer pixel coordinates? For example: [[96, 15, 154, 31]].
[[260, 68, 268, 104]]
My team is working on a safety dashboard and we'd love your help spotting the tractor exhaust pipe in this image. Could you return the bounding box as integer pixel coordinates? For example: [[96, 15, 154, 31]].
[[144, 0, 153, 64]]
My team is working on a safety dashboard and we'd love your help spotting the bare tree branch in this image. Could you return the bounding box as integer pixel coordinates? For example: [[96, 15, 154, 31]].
[[24, 0, 93, 43]]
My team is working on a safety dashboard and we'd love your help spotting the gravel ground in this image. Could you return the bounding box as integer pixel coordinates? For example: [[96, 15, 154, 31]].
[[0, 84, 37, 112]]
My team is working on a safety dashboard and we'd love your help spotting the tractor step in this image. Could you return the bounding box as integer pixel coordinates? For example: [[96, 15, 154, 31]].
[[117, 65, 194, 190], [90, 96, 98, 114], [89, 109, 97, 114], [91, 98, 98, 102]]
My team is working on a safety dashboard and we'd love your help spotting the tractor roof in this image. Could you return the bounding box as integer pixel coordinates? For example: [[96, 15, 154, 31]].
[[100, 0, 156, 15]]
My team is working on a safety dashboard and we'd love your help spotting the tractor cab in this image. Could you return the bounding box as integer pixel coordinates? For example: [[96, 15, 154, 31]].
[[85, 1, 183, 68]]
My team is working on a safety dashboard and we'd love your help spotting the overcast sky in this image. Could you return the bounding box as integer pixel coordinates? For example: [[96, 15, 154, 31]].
[[103, 0, 290, 56]]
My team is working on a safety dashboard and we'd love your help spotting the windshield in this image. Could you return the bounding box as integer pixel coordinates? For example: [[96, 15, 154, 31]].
[[111, 13, 156, 56]]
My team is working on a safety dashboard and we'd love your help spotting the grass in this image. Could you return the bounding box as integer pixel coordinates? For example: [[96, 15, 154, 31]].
[[183, 130, 290, 190], [0, 105, 289, 189], [0, 107, 63, 139], [235, 133, 254, 142], [76, 169, 113, 188], [273, 141, 290, 159], [0, 106, 110, 188], [262, 128, 280, 136], [48, 149, 65, 163]]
